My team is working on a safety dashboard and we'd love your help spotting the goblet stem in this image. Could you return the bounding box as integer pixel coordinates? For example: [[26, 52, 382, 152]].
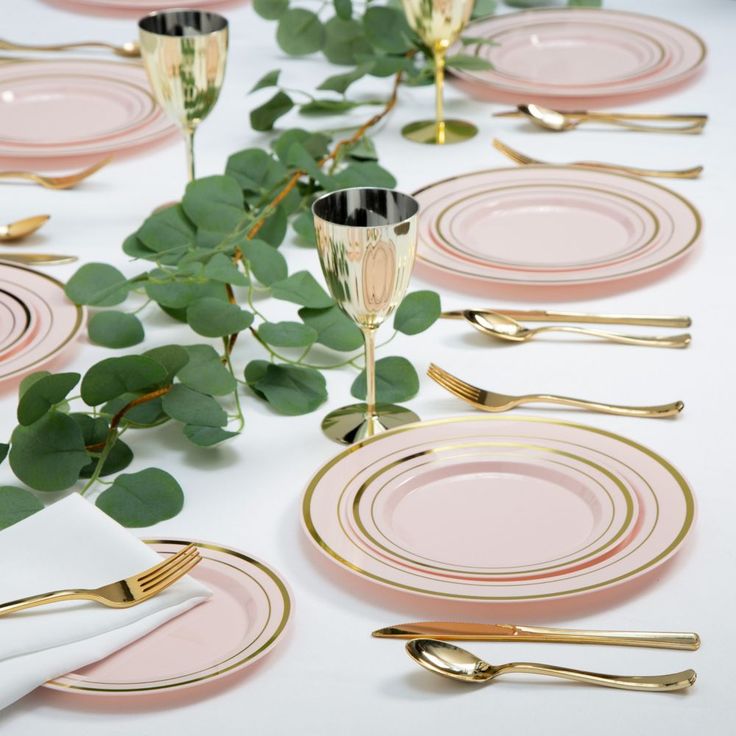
[[434, 44, 447, 145], [362, 326, 378, 421], [184, 127, 196, 181]]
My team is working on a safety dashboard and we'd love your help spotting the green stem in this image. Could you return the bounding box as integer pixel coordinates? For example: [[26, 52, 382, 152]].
[[80, 430, 116, 496]]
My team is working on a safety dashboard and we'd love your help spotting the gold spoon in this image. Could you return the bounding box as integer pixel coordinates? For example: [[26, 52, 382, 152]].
[[407, 639, 696, 692], [493, 138, 703, 180], [0, 215, 50, 243], [504, 104, 707, 134], [0, 157, 112, 190], [0, 38, 140, 59], [463, 310, 691, 348]]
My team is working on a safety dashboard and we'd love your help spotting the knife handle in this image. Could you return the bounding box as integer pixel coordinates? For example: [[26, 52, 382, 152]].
[[440, 309, 692, 328], [512, 625, 700, 650]]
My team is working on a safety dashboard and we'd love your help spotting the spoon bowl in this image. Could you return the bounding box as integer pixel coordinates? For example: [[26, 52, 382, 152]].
[[406, 639, 696, 692], [519, 103, 578, 132], [0, 214, 50, 243]]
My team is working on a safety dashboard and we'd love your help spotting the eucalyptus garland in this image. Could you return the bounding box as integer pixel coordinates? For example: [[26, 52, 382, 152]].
[[0, 0, 600, 531]]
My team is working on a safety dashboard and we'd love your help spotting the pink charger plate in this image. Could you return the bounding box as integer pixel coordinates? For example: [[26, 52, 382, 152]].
[[0, 286, 33, 356], [45, 540, 292, 695], [0, 59, 176, 164], [302, 416, 695, 603], [43, 0, 244, 16], [0, 265, 84, 386], [342, 441, 640, 580], [450, 8, 706, 107], [413, 166, 701, 294]]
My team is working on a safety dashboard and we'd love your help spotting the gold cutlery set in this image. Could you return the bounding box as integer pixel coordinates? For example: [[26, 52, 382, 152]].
[[375, 623, 700, 692]]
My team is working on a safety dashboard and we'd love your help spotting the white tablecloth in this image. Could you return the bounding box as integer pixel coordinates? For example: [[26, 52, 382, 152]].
[[1, 0, 733, 733]]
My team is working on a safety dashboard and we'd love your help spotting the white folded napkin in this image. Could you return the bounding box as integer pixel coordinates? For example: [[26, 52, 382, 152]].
[[0, 493, 210, 709]]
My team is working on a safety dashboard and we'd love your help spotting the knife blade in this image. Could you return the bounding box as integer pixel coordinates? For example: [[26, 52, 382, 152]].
[[0, 253, 77, 265], [440, 308, 691, 328], [372, 622, 700, 650]]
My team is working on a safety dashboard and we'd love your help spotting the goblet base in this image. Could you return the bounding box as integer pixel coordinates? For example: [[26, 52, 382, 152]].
[[321, 403, 420, 445], [401, 119, 478, 145]]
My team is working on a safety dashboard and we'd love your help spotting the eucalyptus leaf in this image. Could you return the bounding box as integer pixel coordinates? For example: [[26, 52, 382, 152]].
[[186, 297, 254, 337], [272, 129, 330, 163], [317, 65, 369, 94], [299, 305, 363, 351], [88, 311, 145, 349], [286, 142, 335, 187], [226, 148, 288, 192], [243, 359, 270, 400], [65, 263, 129, 307], [251, 91, 294, 131], [393, 290, 441, 335], [363, 7, 414, 53], [254, 0, 288, 19], [96, 468, 183, 527], [9, 411, 89, 492], [137, 205, 196, 253], [145, 274, 228, 309], [331, 161, 396, 189], [291, 210, 316, 247], [143, 345, 190, 384], [259, 321, 318, 347], [271, 271, 333, 308], [334, 0, 352, 20], [162, 384, 227, 427], [251, 363, 327, 415], [276, 8, 325, 56], [351, 356, 419, 403], [242, 238, 288, 285], [446, 54, 494, 71], [471, 0, 497, 18], [17, 372, 80, 426], [249, 68, 281, 93], [568, 0, 602, 6], [81, 355, 168, 406], [101, 394, 166, 427], [0, 443, 8, 465], [183, 425, 238, 446], [0, 487, 44, 531], [182, 175, 245, 232], [79, 438, 134, 479], [178, 345, 236, 396], [19, 371, 50, 397], [300, 99, 363, 115], [204, 253, 249, 285], [347, 136, 378, 161], [324, 17, 372, 65], [256, 203, 289, 247]]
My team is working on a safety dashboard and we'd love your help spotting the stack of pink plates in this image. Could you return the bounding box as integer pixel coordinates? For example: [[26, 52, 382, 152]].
[[303, 416, 694, 602], [0, 59, 175, 163], [45, 0, 237, 13], [46, 540, 292, 695], [413, 166, 701, 292], [0, 265, 84, 385], [451, 9, 706, 106]]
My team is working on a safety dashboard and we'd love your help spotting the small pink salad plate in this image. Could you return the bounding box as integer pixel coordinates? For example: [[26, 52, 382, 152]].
[[44, 0, 241, 15], [302, 416, 695, 602], [452, 9, 706, 107], [412, 166, 701, 293], [46, 540, 292, 695], [0, 264, 84, 385], [0, 59, 175, 163]]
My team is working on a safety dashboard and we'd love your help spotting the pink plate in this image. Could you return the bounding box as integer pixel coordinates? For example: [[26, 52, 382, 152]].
[[44, 0, 242, 14], [413, 166, 701, 291], [0, 60, 175, 162], [302, 416, 694, 602], [45, 540, 292, 695], [451, 9, 706, 106], [0, 264, 84, 385], [345, 443, 639, 579], [0, 286, 32, 357]]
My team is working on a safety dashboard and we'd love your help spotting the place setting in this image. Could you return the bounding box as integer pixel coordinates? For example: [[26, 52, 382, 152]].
[[0, 0, 716, 720]]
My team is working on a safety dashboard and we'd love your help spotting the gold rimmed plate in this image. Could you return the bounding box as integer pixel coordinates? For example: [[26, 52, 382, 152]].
[[45, 539, 292, 695], [302, 416, 694, 602]]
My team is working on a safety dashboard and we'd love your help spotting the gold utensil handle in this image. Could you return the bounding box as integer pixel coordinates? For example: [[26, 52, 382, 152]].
[[440, 310, 692, 327], [493, 110, 707, 123], [577, 116, 705, 134], [373, 623, 701, 650], [0, 254, 77, 265], [534, 325, 691, 348], [498, 662, 696, 692], [573, 161, 703, 179], [0, 39, 115, 53], [0, 589, 90, 616], [521, 394, 684, 418]]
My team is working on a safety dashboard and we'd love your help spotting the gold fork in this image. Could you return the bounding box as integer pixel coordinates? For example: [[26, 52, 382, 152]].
[[0, 157, 112, 190], [0, 39, 140, 59], [428, 363, 684, 418], [492, 138, 703, 180], [0, 543, 201, 616]]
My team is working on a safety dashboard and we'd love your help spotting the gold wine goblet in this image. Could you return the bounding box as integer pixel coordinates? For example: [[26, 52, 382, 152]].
[[138, 10, 228, 182], [401, 0, 478, 145], [313, 188, 421, 445]]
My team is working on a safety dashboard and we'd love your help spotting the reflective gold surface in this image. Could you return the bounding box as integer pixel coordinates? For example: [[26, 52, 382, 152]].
[[428, 363, 684, 418], [407, 639, 697, 691], [313, 188, 420, 444], [0, 158, 111, 190], [139, 10, 228, 181], [374, 622, 701, 649], [0, 38, 141, 59], [0, 214, 49, 242], [400, 0, 477, 145]]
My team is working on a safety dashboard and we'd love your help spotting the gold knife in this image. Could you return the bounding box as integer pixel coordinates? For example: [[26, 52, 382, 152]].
[[372, 623, 700, 650], [0, 253, 77, 265], [440, 309, 691, 328]]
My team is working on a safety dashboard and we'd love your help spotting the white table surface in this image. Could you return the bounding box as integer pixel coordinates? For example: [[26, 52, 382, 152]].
[[1, 0, 733, 733]]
